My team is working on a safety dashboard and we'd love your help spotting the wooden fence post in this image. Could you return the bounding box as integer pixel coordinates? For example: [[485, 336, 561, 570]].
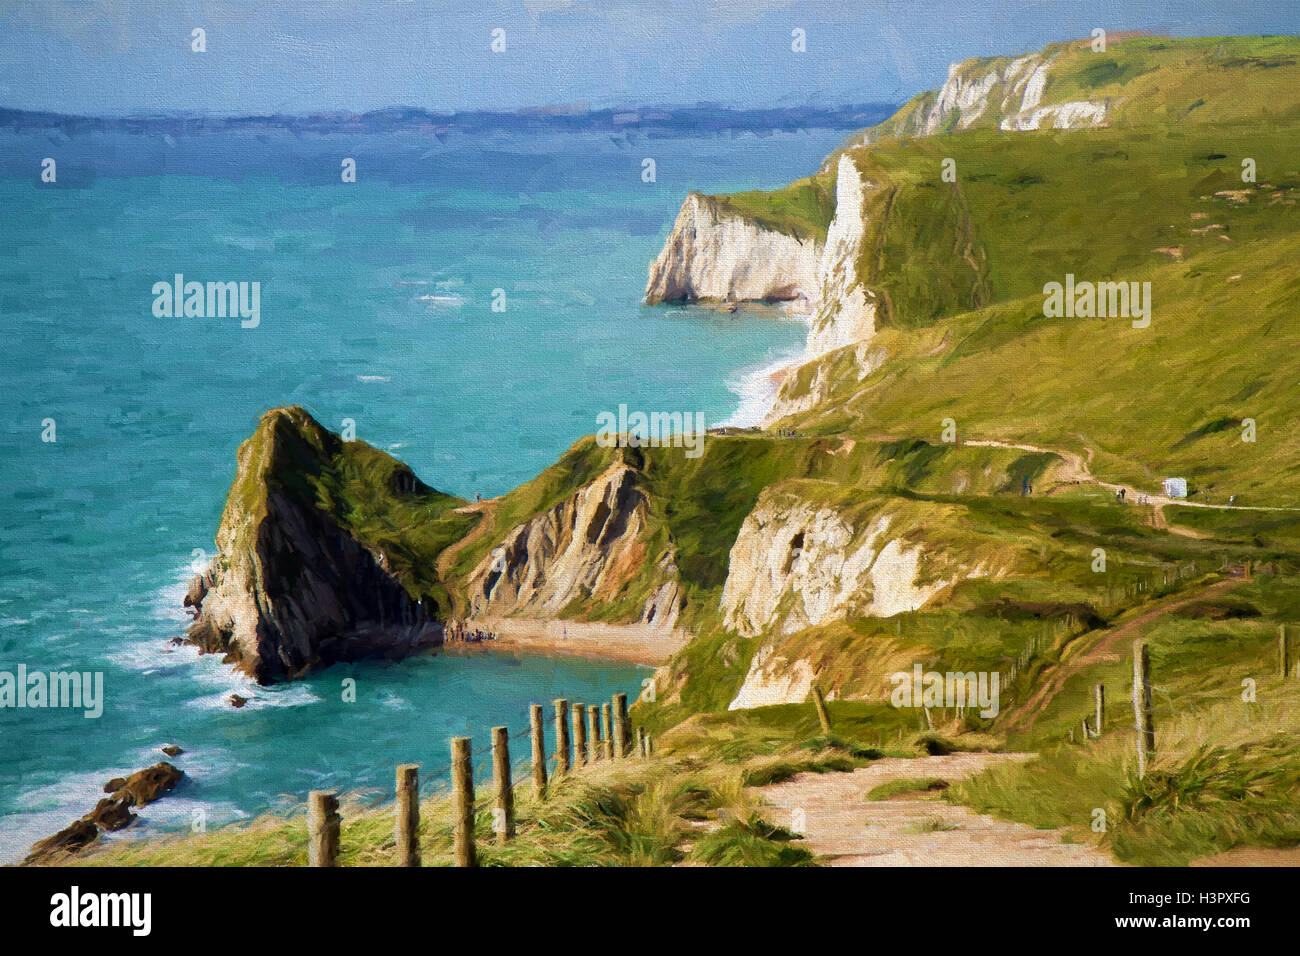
[[601, 703, 613, 759], [1094, 683, 1105, 739], [1280, 625, 1291, 680], [530, 703, 548, 796], [613, 693, 629, 759], [587, 704, 601, 763], [308, 790, 340, 867], [492, 726, 515, 844], [812, 683, 833, 735], [1132, 641, 1155, 777], [553, 698, 570, 776], [452, 737, 476, 867], [572, 703, 587, 769], [395, 764, 419, 867]]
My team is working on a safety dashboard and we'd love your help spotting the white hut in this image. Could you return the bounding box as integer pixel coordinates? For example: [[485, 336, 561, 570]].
[[1161, 477, 1187, 499]]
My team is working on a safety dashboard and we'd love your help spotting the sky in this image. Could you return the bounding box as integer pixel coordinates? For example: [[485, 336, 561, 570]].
[[1, 0, 1296, 116]]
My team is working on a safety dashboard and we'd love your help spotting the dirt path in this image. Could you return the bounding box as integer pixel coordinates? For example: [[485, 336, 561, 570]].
[[435, 499, 498, 581], [752, 753, 1114, 866], [1004, 577, 1242, 732]]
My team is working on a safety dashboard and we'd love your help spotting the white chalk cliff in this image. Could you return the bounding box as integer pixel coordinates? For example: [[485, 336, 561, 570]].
[[847, 50, 1109, 147], [644, 193, 822, 306], [804, 154, 877, 359], [718, 489, 966, 640]]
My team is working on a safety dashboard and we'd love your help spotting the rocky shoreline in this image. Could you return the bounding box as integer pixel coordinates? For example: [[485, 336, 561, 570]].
[[24, 760, 185, 865]]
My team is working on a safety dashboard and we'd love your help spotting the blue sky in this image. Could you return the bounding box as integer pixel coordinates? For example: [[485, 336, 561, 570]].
[[1, 0, 1296, 115]]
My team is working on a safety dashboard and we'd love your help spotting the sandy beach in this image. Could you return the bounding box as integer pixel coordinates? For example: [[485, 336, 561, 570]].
[[463, 618, 690, 667]]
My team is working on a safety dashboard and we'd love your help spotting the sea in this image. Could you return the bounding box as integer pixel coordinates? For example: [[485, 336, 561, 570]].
[[0, 104, 888, 860]]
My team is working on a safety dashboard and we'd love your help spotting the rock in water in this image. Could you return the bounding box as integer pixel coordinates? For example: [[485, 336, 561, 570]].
[[85, 797, 135, 831], [25, 819, 99, 864], [24, 762, 185, 864], [161, 744, 184, 757], [114, 762, 184, 806], [185, 406, 450, 684]]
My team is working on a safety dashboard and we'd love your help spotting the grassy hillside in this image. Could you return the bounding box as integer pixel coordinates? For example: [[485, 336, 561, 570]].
[[225, 406, 477, 609], [706, 172, 838, 242], [849, 34, 1300, 147]]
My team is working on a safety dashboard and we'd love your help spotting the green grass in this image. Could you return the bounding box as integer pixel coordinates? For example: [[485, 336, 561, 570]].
[[866, 777, 951, 800], [708, 172, 837, 243], [64, 728, 877, 868], [217, 406, 475, 613]]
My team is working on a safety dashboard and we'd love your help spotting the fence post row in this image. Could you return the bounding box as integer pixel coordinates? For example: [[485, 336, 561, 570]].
[[310, 684, 655, 867]]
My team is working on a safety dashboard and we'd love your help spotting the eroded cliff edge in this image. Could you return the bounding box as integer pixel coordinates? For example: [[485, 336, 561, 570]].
[[644, 193, 823, 307]]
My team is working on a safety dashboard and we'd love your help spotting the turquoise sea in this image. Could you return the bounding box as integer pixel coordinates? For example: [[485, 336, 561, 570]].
[[0, 111, 871, 860]]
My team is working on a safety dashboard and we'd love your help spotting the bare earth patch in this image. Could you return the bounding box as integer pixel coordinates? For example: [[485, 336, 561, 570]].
[[753, 753, 1115, 866], [470, 617, 690, 666]]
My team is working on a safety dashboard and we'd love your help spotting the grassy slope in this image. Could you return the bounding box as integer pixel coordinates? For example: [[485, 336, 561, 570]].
[[641, 34, 1300, 864], [706, 172, 838, 243], [225, 407, 477, 611]]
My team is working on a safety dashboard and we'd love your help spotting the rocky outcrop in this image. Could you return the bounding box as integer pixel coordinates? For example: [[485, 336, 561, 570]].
[[185, 407, 441, 684], [848, 48, 1108, 147], [467, 462, 680, 627], [719, 488, 975, 639], [25, 763, 184, 864], [644, 194, 821, 307], [759, 154, 883, 425], [728, 644, 818, 710]]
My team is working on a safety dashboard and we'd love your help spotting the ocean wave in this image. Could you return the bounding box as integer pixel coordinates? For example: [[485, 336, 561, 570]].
[[718, 348, 806, 429], [185, 683, 324, 714], [357, 374, 391, 383], [416, 293, 464, 309]]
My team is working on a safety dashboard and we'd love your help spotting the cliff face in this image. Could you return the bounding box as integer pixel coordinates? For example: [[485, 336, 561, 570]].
[[719, 487, 994, 710], [467, 462, 680, 628], [846, 46, 1109, 148], [718, 488, 967, 640], [644, 193, 822, 307], [186, 407, 446, 683], [804, 154, 877, 359]]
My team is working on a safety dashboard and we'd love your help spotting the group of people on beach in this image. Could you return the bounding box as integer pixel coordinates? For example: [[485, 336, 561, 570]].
[[442, 619, 498, 644]]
